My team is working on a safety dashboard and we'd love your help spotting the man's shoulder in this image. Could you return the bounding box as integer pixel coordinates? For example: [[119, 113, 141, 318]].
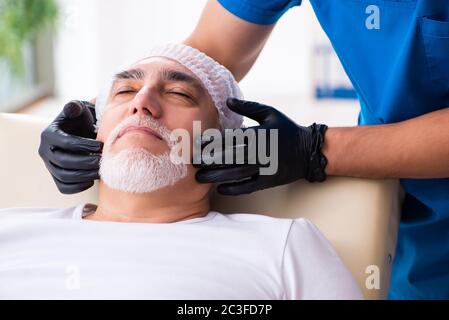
[[214, 213, 320, 241], [213, 212, 298, 239], [0, 204, 85, 220], [215, 212, 295, 224], [215, 212, 313, 225]]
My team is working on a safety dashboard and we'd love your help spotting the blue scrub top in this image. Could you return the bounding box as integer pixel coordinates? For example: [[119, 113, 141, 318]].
[[218, 0, 449, 299]]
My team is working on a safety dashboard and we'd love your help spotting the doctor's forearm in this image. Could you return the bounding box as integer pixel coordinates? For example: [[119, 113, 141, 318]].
[[322, 108, 449, 179], [184, 0, 274, 81]]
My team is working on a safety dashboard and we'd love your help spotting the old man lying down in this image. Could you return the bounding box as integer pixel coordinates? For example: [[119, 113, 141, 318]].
[[0, 44, 363, 300]]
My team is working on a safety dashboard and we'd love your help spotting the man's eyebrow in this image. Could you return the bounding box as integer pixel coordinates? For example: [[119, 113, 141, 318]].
[[161, 69, 204, 91], [113, 68, 146, 82]]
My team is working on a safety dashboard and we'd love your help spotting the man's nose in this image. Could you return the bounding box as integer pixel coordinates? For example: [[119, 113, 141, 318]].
[[129, 86, 162, 119]]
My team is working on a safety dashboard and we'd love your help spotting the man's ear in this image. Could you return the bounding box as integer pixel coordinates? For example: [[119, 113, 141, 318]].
[[214, 111, 221, 130], [94, 123, 100, 137], [97, 132, 106, 144], [95, 123, 106, 143]]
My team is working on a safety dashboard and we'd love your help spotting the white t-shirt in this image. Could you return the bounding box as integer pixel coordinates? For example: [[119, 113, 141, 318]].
[[0, 204, 363, 300]]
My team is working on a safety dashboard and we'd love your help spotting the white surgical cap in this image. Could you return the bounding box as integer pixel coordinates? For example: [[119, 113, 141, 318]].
[[95, 43, 244, 131]]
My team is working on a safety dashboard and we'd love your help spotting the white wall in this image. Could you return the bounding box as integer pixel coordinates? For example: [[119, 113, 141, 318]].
[[55, 0, 207, 101], [54, 0, 322, 99]]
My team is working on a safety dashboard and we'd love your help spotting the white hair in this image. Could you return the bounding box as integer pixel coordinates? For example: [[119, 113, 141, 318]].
[[100, 148, 187, 194]]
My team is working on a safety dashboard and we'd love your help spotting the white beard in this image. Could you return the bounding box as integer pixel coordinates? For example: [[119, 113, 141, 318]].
[[99, 115, 188, 194], [99, 148, 187, 194]]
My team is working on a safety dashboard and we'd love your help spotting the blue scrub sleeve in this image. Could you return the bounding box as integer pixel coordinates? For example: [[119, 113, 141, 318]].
[[217, 0, 302, 25]]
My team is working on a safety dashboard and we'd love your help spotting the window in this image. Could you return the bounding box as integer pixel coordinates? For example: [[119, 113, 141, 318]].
[[0, 31, 54, 113]]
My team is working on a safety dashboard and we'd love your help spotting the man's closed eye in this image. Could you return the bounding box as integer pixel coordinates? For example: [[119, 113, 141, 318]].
[[116, 89, 137, 96], [167, 90, 192, 100]]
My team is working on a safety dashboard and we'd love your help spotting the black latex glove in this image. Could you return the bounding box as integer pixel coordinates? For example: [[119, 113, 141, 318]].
[[194, 98, 329, 196], [38, 101, 104, 194]]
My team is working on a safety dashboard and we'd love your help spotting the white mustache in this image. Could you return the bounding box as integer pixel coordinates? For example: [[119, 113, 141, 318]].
[[105, 114, 176, 150]]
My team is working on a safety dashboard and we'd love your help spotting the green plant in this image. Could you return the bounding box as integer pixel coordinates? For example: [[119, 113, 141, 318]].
[[0, 0, 58, 73]]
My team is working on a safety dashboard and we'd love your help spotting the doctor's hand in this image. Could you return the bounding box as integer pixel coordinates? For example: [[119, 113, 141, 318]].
[[39, 101, 103, 195], [194, 99, 329, 196]]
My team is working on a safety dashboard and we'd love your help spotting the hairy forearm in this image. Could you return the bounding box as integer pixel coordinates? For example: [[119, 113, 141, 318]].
[[322, 108, 449, 179], [184, 0, 274, 81], [184, 35, 268, 82]]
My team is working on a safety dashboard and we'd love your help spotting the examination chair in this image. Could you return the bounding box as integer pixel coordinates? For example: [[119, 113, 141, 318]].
[[0, 112, 404, 299]]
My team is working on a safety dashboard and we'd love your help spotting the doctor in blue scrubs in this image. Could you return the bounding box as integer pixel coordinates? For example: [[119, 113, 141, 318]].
[[39, 0, 449, 299]]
